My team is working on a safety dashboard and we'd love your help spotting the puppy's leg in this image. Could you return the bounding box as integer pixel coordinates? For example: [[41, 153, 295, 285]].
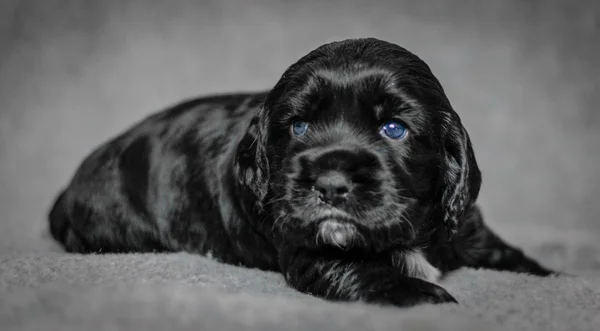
[[49, 191, 89, 252], [450, 205, 557, 276], [48, 187, 169, 254], [280, 248, 458, 307]]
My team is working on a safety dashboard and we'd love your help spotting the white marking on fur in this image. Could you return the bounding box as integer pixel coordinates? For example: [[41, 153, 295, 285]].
[[393, 250, 441, 283], [205, 251, 214, 260], [317, 221, 358, 249]]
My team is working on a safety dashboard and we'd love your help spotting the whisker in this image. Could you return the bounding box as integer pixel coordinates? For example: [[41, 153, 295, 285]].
[[270, 213, 287, 233], [262, 196, 288, 208], [399, 209, 415, 237]]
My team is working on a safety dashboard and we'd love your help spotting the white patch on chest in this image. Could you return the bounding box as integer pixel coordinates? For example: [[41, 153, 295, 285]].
[[393, 250, 441, 283]]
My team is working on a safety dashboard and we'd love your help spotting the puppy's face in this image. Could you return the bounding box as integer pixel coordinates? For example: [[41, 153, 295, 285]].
[[235, 39, 481, 252], [264, 71, 439, 251]]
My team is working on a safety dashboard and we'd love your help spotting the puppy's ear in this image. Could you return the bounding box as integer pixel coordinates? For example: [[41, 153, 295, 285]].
[[437, 111, 482, 237], [234, 107, 270, 209]]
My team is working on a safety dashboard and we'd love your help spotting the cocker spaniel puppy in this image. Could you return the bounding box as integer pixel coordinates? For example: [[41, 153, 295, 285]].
[[49, 38, 556, 306]]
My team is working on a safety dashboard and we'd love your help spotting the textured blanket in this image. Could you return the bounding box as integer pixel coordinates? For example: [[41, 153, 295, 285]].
[[1, 244, 600, 331], [1, 1, 599, 330]]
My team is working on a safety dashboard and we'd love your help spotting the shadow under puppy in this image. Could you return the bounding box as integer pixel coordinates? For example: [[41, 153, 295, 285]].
[[49, 38, 557, 307]]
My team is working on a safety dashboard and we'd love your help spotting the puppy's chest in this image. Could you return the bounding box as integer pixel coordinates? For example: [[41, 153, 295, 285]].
[[391, 250, 441, 283]]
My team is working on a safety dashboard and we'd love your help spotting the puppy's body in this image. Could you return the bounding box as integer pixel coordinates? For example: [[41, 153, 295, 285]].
[[50, 92, 279, 269], [49, 38, 555, 307]]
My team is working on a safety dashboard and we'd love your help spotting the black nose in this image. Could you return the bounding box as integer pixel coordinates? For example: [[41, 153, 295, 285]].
[[313, 171, 351, 205]]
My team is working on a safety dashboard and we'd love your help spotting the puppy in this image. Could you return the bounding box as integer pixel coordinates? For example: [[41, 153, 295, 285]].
[[49, 38, 556, 306]]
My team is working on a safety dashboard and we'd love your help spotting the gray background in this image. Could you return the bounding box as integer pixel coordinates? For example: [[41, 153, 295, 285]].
[[0, 0, 598, 273]]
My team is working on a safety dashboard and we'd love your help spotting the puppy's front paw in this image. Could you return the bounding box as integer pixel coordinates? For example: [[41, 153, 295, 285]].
[[413, 281, 458, 305], [381, 278, 458, 307]]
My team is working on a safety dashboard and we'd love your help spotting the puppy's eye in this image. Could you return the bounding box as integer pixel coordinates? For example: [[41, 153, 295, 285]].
[[291, 120, 309, 136], [379, 121, 408, 140]]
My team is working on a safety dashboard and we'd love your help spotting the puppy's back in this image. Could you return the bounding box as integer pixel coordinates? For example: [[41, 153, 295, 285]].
[[47, 91, 267, 254]]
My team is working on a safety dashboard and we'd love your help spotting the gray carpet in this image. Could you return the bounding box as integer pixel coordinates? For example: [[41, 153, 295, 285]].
[[1, 252, 600, 331], [1, 1, 599, 330]]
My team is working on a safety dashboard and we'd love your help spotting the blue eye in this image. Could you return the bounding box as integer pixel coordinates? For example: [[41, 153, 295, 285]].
[[291, 120, 309, 136], [380, 121, 408, 140]]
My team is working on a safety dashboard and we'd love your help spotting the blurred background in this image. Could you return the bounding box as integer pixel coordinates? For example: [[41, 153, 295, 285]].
[[0, 0, 598, 274]]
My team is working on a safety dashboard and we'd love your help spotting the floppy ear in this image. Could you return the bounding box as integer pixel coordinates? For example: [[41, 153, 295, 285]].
[[234, 107, 270, 210], [437, 111, 482, 237]]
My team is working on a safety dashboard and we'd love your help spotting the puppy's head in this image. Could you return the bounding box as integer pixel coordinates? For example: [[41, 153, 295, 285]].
[[235, 38, 481, 252]]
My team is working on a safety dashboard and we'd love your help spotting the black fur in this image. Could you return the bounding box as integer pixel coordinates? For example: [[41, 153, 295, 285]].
[[49, 38, 556, 307]]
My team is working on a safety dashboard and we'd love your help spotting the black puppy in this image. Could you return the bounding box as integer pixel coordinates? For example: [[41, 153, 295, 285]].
[[49, 38, 555, 306]]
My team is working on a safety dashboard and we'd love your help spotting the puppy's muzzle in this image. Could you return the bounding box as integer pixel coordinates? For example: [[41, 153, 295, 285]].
[[298, 146, 384, 212], [292, 147, 387, 249]]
